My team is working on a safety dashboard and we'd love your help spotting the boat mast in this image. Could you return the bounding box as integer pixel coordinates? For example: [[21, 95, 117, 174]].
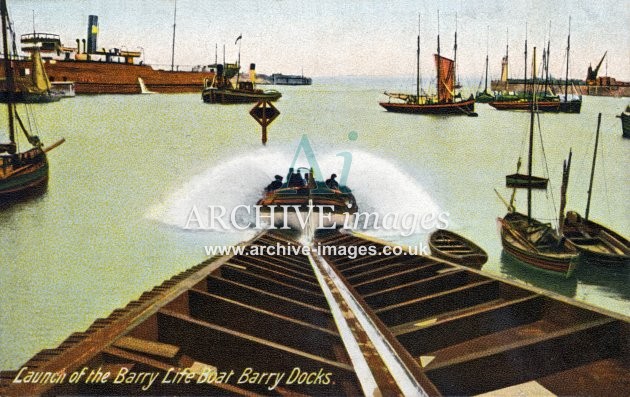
[[558, 150, 572, 235], [170, 0, 177, 71], [544, 22, 550, 94], [504, 28, 509, 84], [585, 113, 601, 220], [1, 0, 15, 144], [524, 23, 528, 95], [437, 10, 441, 102], [564, 17, 571, 103], [453, 13, 458, 88], [235, 34, 242, 85], [416, 13, 420, 103], [527, 46, 537, 223], [484, 26, 489, 92]]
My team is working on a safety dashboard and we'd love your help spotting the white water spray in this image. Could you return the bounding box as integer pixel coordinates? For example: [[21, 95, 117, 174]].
[[147, 147, 444, 238]]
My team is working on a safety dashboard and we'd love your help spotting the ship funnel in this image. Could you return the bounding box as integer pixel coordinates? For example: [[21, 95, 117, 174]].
[[249, 63, 256, 84], [217, 64, 224, 76], [87, 15, 98, 54]]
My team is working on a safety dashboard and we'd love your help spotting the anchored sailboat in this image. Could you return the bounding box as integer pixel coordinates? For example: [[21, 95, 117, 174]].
[[0, 0, 64, 199], [475, 26, 493, 103], [497, 48, 578, 277], [489, 27, 561, 112], [0, 46, 60, 103], [558, 18, 582, 113], [380, 12, 476, 116], [563, 113, 629, 267]]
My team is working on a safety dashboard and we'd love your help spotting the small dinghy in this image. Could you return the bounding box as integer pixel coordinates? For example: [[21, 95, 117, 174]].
[[429, 229, 489, 269]]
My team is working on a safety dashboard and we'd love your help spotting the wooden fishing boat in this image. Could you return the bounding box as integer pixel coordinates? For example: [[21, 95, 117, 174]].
[[429, 229, 488, 268], [257, 167, 357, 230], [475, 27, 494, 104], [506, 172, 548, 189], [202, 63, 281, 104], [0, 49, 60, 103], [489, 98, 560, 112], [497, 48, 578, 277], [0, 0, 64, 200], [557, 19, 582, 113], [563, 113, 630, 267], [564, 211, 630, 267], [489, 32, 565, 113], [499, 212, 578, 277], [379, 14, 476, 116]]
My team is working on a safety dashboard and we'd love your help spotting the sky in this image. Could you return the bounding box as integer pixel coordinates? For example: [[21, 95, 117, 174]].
[[6, 0, 630, 81]]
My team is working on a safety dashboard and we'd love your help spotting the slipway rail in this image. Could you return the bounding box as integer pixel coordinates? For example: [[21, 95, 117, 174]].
[[1, 230, 628, 396]]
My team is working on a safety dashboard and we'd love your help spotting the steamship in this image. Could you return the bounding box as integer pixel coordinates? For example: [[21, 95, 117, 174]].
[[1, 15, 238, 94]]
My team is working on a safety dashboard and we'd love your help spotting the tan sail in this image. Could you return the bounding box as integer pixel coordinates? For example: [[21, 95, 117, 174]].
[[31, 49, 52, 91]]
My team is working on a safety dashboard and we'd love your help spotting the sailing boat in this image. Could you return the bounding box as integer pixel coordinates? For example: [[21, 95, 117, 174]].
[[497, 48, 578, 277], [379, 13, 476, 116], [475, 27, 493, 103], [0, 0, 64, 199], [489, 29, 560, 112], [563, 113, 629, 267], [558, 18, 582, 113], [0, 46, 60, 103]]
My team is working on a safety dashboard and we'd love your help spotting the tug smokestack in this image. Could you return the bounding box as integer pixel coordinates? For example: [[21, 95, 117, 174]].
[[249, 63, 256, 84], [87, 15, 98, 54]]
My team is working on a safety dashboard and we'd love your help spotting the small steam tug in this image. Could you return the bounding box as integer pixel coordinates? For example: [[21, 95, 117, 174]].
[[202, 63, 281, 104]]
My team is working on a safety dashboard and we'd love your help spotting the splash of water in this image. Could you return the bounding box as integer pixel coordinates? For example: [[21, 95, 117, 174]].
[[147, 146, 443, 238]]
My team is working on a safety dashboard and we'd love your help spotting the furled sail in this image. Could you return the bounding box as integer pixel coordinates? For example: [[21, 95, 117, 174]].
[[434, 54, 454, 103]]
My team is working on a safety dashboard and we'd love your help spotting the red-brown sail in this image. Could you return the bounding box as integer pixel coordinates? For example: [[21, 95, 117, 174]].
[[435, 54, 454, 102]]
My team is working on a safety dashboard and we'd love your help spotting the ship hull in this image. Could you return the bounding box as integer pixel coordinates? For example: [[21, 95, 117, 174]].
[[379, 98, 475, 115], [558, 99, 582, 113], [0, 91, 60, 103], [475, 91, 494, 103], [2, 59, 216, 94], [489, 100, 560, 112], [0, 150, 49, 199], [491, 79, 630, 97], [202, 87, 282, 104], [498, 213, 578, 278], [621, 112, 630, 138], [563, 213, 630, 268]]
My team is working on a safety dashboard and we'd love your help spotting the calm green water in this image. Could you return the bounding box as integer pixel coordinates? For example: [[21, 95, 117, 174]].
[[1, 78, 629, 370]]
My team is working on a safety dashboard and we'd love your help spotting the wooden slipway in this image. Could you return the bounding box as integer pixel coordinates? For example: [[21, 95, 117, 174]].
[[1, 230, 628, 396]]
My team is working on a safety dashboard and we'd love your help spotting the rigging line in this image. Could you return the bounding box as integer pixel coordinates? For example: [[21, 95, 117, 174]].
[[598, 125, 612, 218], [519, 113, 528, 161], [535, 111, 558, 222]]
